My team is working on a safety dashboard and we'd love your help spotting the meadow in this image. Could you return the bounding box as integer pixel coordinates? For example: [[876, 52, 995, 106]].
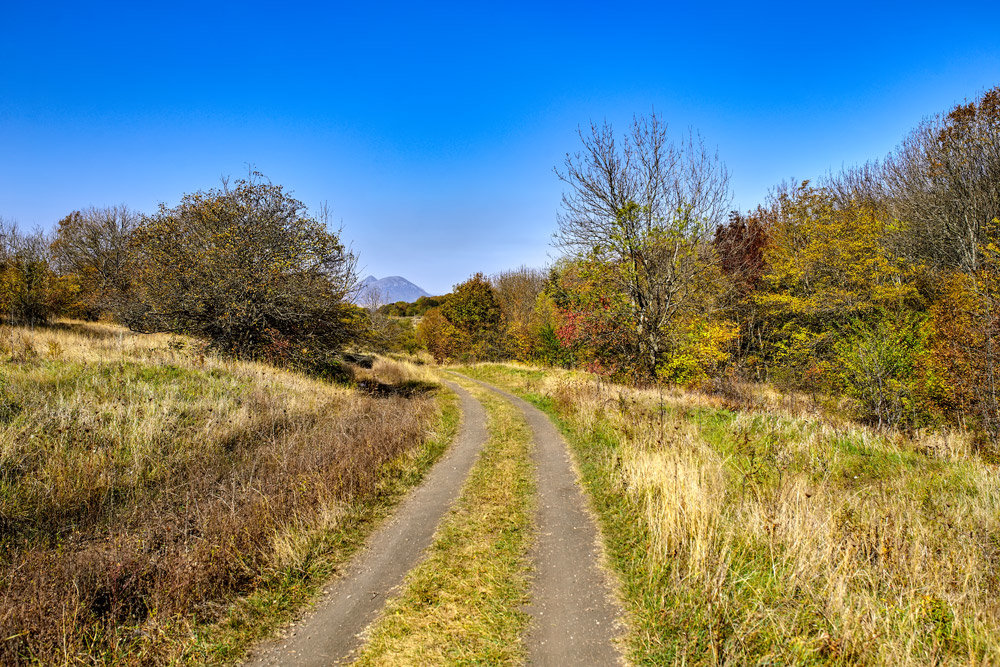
[[460, 363, 1000, 665], [0, 321, 453, 665]]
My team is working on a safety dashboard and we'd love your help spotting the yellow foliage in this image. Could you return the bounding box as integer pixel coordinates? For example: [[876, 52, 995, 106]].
[[658, 318, 739, 385], [757, 184, 919, 318]]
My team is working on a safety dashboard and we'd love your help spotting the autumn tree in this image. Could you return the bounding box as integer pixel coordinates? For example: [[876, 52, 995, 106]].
[[418, 307, 459, 363], [0, 220, 65, 325], [749, 182, 923, 393], [928, 240, 1000, 444], [555, 113, 731, 379], [491, 266, 547, 360], [129, 173, 359, 366], [757, 182, 918, 319], [50, 205, 138, 320], [713, 207, 771, 375], [439, 272, 504, 360], [545, 259, 637, 376]]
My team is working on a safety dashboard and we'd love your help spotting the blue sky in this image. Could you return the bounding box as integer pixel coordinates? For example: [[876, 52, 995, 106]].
[[2, 1, 999, 294]]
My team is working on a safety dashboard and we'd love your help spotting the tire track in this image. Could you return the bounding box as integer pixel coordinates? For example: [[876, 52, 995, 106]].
[[246, 381, 488, 666], [453, 373, 623, 666]]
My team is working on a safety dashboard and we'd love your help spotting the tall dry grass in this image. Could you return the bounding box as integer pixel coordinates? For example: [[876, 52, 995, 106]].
[[462, 363, 1000, 665], [0, 321, 443, 664]]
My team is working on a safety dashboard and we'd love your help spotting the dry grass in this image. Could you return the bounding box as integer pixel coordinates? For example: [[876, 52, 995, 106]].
[[354, 378, 535, 665], [0, 321, 448, 665], [460, 363, 1000, 665]]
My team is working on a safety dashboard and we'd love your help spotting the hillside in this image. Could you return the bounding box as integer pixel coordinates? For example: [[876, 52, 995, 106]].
[[0, 321, 454, 664]]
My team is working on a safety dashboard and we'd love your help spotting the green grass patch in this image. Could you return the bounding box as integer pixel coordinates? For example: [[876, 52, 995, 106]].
[[355, 379, 535, 665]]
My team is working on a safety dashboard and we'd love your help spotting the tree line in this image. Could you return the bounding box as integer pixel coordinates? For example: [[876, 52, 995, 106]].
[[5, 88, 997, 445], [418, 87, 1000, 448]]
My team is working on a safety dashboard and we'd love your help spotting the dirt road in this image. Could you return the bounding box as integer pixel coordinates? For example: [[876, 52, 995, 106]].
[[247, 382, 488, 666], [247, 375, 622, 665]]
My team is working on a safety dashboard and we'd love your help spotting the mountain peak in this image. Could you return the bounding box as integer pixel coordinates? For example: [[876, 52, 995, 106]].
[[355, 275, 431, 305]]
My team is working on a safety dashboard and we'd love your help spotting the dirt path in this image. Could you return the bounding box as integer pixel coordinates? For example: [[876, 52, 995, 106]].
[[455, 374, 623, 666], [246, 382, 488, 666]]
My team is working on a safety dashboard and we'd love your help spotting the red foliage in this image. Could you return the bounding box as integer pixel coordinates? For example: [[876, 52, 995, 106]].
[[714, 208, 771, 298]]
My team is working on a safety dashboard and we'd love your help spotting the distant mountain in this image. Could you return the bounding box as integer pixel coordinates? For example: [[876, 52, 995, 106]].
[[355, 275, 431, 305]]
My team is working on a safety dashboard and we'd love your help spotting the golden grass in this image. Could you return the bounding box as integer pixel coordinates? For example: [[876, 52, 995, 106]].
[[354, 377, 535, 665], [461, 363, 1000, 665], [0, 320, 449, 665]]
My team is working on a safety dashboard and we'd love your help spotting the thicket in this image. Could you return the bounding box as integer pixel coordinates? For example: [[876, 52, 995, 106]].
[[420, 89, 1000, 448], [0, 173, 396, 369], [0, 220, 75, 325]]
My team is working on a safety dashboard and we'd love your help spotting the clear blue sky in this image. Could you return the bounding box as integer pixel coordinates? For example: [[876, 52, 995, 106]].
[[2, 1, 998, 294]]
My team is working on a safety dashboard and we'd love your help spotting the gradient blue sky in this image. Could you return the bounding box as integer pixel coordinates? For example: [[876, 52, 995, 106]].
[[2, 1, 999, 294]]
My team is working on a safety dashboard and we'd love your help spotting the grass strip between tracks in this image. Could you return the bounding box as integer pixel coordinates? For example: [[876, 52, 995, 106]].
[[354, 378, 535, 665]]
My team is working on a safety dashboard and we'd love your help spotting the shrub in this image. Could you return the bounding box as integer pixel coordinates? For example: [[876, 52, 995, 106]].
[[128, 174, 360, 365], [833, 310, 936, 427]]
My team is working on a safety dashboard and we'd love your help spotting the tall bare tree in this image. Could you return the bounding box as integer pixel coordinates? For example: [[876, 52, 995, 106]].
[[832, 87, 1000, 274], [554, 113, 731, 377]]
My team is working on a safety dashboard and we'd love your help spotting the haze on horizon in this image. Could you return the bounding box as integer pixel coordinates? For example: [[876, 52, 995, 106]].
[[2, 0, 999, 294]]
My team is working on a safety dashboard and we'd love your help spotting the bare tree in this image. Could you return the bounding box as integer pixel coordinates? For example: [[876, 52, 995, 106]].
[[831, 87, 1000, 274], [554, 113, 731, 378], [51, 205, 139, 318]]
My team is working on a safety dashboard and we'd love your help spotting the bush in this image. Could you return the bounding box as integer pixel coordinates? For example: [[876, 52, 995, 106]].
[[833, 310, 936, 427], [128, 174, 360, 366]]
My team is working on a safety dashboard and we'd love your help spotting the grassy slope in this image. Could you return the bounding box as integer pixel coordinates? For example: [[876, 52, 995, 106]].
[[355, 376, 535, 665], [0, 322, 455, 665], [458, 363, 1000, 666]]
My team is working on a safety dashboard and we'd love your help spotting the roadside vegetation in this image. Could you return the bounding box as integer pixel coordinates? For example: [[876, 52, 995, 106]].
[[459, 363, 1000, 665], [416, 88, 1000, 454], [355, 377, 535, 665], [0, 321, 455, 664]]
